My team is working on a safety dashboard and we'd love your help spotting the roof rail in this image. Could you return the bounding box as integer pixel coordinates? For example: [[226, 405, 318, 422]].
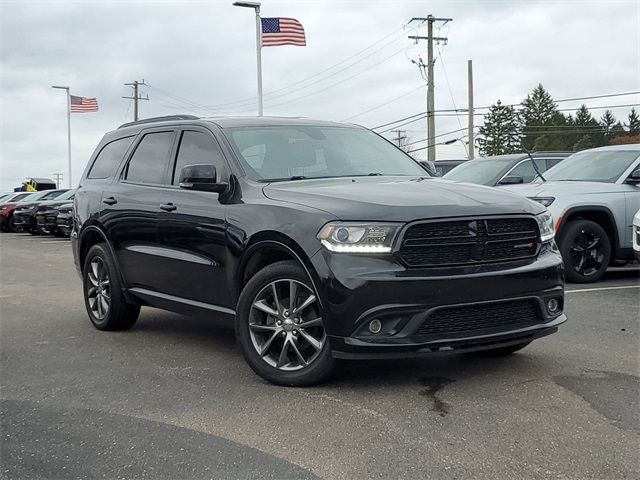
[[118, 114, 200, 129]]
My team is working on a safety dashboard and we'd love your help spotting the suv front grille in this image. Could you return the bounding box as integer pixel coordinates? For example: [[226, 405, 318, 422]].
[[398, 217, 539, 268], [415, 299, 541, 337]]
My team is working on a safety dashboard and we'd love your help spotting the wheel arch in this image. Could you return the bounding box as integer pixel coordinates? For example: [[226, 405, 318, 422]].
[[78, 225, 128, 286], [557, 206, 619, 260], [235, 232, 323, 309]]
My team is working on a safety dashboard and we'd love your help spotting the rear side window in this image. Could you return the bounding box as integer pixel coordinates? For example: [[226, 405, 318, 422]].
[[172, 131, 227, 185], [88, 137, 134, 179], [125, 132, 175, 185]]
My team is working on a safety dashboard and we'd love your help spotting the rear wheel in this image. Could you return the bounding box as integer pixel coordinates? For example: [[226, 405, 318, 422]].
[[236, 261, 336, 386], [559, 219, 610, 283], [7, 215, 17, 232], [83, 244, 140, 331]]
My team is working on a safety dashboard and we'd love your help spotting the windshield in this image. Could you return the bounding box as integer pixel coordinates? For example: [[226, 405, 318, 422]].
[[224, 126, 426, 181], [4, 192, 31, 203], [16, 190, 62, 203], [55, 189, 75, 201], [443, 157, 517, 185], [543, 150, 639, 183]]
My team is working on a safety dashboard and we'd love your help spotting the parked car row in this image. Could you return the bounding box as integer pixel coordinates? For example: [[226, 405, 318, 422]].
[[0, 189, 75, 236]]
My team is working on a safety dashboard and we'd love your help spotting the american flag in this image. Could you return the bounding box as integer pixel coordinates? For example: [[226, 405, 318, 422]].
[[261, 17, 306, 47], [70, 95, 99, 113]]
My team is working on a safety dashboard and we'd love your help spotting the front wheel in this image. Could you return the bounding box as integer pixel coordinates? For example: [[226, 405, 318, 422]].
[[235, 261, 336, 386], [559, 219, 610, 283]]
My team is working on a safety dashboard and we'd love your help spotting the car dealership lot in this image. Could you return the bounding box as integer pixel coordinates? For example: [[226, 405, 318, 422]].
[[1, 233, 638, 479]]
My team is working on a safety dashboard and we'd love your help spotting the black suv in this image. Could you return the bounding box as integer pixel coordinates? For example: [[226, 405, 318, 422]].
[[73, 115, 566, 386]]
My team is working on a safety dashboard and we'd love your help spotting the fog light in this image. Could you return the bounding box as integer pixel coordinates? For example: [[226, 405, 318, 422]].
[[368, 319, 382, 334], [547, 298, 560, 313]]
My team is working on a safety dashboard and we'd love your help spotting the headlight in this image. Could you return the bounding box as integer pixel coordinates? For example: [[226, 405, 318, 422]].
[[528, 197, 555, 207], [318, 222, 401, 253], [535, 210, 555, 243]]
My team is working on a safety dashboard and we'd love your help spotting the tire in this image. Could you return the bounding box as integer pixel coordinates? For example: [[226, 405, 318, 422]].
[[35, 223, 51, 235], [559, 219, 610, 283], [83, 244, 140, 331], [7, 215, 17, 232], [471, 342, 531, 357], [235, 260, 336, 386]]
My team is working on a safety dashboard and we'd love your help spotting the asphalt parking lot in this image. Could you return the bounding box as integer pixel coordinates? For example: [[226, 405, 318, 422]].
[[1, 233, 639, 479]]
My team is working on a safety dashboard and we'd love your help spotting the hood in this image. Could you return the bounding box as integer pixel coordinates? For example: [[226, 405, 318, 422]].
[[263, 176, 543, 222], [499, 180, 621, 198]]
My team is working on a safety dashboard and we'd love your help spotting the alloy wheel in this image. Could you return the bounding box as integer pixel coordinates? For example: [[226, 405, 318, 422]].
[[569, 228, 604, 277], [248, 279, 325, 371], [86, 257, 111, 320]]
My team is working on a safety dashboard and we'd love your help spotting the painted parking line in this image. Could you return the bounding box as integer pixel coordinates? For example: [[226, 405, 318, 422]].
[[566, 285, 640, 294], [39, 240, 69, 244]]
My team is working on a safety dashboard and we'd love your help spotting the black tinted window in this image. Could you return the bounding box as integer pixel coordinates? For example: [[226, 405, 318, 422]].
[[88, 137, 134, 179], [173, 131, 226, 185], [125, 132, 175, 184]]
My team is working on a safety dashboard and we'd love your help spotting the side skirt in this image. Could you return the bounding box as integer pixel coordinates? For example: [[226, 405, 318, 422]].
[[127, 287, 236, 322]]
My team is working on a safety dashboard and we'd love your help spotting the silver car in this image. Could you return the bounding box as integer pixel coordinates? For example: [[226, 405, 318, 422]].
[[501, 144, 640, 283]]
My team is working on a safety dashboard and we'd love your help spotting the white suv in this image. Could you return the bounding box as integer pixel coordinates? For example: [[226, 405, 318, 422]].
[[502, 144, 640, 283]]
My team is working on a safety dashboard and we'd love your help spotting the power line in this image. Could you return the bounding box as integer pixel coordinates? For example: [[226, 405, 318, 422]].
[[211, 29, 413, 111], [436, 43, 463, 130], [373, 91, 640, 130], [259, 45, 411, 111], [156, 27, 411, 114], [340, 85, 423, 121]]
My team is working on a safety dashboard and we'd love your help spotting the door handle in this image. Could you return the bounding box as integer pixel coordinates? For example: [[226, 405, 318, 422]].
[[159, 203, 177, 212], [103, 197, 117, 205]]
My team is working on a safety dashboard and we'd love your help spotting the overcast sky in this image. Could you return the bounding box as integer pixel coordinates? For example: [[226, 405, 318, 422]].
[[1, 0, 639, 191]]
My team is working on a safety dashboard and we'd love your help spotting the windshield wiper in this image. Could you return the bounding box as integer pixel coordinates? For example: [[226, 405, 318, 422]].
[[260, 175, 308, 182]]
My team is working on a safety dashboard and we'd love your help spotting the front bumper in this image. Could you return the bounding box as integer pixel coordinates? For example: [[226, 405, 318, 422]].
[[36, 210, 59, 232], [57, 212, 73, 235], [309, 244, 565, 359], [12, 211, 36, 230]]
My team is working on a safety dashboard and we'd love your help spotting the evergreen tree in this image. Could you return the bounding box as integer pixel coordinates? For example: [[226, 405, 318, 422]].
[[600, 110, 616, 137], [628, 108, 640, 136], [573, 135, 594, 151], [476, 100, 522, 156], [574, 105, 605, 147], [610, 121, 626, 137], [520, 84, 560, 150]]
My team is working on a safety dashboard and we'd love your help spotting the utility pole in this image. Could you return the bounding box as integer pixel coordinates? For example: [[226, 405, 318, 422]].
[[391, 129, 407, 150], [467, 60, 474, 159], [53, 173, 63, 189], [409, 16, 452, 162], [123, 80, 149, 121]]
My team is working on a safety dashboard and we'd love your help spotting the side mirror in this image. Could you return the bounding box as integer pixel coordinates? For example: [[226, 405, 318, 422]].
[[179, 164, 227, 193], [498, 176, 524, 185], [625, 168, 640, 185]]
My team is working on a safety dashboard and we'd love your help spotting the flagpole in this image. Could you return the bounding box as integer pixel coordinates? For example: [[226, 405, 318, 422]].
[[233, 2, 263, 116], [255, 5, 263, 116], [52, 85, 72, 188]]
